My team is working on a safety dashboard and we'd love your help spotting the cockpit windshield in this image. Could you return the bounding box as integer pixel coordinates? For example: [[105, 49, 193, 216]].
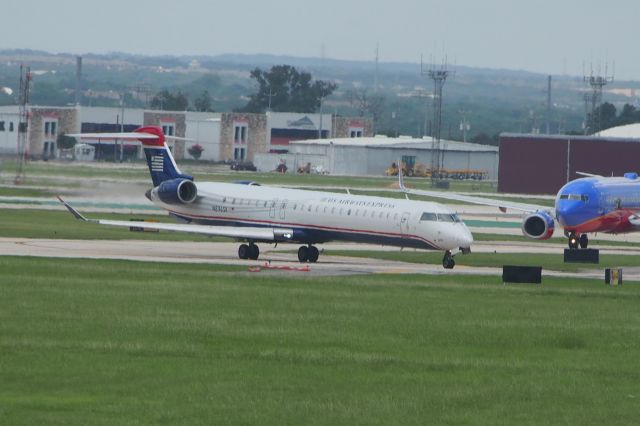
[[420, 212, 462, 223], [559, 194, 589, 202]]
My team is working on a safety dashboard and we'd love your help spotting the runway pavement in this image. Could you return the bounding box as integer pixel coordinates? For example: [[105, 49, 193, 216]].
[[2, 237, 639, 280]]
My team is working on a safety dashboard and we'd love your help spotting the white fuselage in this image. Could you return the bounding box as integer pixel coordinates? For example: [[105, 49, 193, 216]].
[[150, 182, 473, 251]]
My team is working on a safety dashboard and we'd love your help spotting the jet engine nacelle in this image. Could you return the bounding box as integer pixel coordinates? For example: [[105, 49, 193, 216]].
[[156, 178, 198, 205], [522, 211, 555, 240]]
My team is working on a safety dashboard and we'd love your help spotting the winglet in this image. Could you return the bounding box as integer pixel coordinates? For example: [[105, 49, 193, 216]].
[[57, 196, 88, 221]]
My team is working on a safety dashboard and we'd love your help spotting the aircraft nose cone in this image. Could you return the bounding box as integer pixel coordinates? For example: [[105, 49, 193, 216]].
[[555, 202, 573, 226], [460, 227, 474, 249]]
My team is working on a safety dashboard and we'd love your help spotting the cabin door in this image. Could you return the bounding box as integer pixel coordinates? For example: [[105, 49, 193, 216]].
[[400, 212, 411, 235]]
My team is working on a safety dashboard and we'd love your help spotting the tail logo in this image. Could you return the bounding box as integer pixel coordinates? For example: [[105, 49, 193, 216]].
[[151, 154, 164, 172]]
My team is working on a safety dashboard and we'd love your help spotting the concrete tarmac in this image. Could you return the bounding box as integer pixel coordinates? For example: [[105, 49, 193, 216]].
[[2, 238, 639, 280]]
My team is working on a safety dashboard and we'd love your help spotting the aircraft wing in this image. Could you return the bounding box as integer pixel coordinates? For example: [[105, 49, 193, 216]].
[[395, 164, 548, 213], [401, 187, 548, 213], [57, 197, 293, 242]]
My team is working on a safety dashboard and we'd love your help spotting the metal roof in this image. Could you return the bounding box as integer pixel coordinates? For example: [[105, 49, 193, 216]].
[[599, 123, 640, 139], [290, 136, 498, 152]]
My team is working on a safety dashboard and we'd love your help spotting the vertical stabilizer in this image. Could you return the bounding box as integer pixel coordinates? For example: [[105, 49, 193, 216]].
[[135, 126, 193, 186]]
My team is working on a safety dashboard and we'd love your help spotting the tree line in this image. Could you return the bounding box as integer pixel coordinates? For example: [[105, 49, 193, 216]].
[[586, 102, 640, 134]]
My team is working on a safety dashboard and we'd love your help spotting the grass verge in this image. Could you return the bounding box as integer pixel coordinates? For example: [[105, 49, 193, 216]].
[[1, 256, 640, 424]]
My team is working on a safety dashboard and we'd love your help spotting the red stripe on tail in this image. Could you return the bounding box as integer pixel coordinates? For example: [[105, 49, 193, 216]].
[[135, 126, 165, 146]]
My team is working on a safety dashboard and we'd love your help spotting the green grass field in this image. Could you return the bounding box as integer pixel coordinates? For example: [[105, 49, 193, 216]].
[[1, 256, 639, 424]]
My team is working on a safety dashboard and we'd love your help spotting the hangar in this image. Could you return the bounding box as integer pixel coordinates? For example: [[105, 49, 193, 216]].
[[499, 126, 640, 194], [254, 136, 499, 178]]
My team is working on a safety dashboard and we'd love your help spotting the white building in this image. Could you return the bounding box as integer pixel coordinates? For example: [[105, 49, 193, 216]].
[[254, 135, 499, 179], [0, 108, 19, 155]]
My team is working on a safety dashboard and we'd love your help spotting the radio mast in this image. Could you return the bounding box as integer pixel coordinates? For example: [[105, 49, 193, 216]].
[[14, 65, 32, 185]]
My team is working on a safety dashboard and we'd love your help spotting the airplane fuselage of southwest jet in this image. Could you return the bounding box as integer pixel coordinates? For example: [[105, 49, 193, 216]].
[[554, 173, 640, 248], [61, 126, 473, 268], [400, 169, 640, 250]]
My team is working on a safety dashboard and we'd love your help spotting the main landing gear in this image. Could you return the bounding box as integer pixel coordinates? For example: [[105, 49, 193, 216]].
[[237, 243, 320, 263], [567, 232, 588, 249], [238, 243, 260, 260], [297, 245, 319, 263], [442, 250, 455, 269]]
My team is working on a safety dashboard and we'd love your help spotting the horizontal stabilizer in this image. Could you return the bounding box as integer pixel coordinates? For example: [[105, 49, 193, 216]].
[[67, 132, 159, 140]]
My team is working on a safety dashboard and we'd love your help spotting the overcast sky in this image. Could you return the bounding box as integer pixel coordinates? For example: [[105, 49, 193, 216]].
[[2, 0, 639, 80]]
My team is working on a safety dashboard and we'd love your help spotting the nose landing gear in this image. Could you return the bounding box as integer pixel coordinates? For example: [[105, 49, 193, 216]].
[[567, 232, 588, 249], [442, 250, 455, 269]]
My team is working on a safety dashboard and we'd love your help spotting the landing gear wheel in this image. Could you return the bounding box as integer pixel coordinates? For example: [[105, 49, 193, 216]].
[[248, 244, 260, 260], [238, 244, 249, 260], [579, 234, 588, 249], [297, 246, 309, 263], [442, 251, 455, 269], [568, 233, 579, 249], [308, 246, 319, 263]]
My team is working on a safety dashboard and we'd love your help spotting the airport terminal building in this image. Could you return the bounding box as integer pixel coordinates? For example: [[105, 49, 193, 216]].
[[0, 105, 372, 163]]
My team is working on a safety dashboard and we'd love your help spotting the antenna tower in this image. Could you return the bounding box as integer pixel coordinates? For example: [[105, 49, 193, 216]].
[[14, 65, 32, 185], [421, 56, 453, 183], [583, 62, 614, 135]]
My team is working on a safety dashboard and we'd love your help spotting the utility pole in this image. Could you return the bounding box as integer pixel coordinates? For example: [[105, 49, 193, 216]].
[[14, 65, 32, 185], [459, 110, 470, 142], [374, 42, 379, 93], [421, 55, 453, 183], [546, 75, 552, 135]]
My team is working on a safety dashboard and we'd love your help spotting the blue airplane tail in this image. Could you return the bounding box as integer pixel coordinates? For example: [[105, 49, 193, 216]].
[[135, 126, 193, 187]]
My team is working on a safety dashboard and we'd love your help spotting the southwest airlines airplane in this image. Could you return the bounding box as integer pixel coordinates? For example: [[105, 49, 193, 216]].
[[399, 171, 640, 250], [60, 126, 473, 269]]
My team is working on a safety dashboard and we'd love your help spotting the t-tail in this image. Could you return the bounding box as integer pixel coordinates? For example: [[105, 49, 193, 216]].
[[135, 126, 193, 186]]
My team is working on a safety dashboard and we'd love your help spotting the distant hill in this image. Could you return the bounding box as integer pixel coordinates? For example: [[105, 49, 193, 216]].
[[1, 49, 638, 140]]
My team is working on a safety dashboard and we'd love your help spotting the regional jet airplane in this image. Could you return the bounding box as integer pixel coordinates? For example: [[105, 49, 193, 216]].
[[399, 171, 640, 249], [60, 126, 473, 268]]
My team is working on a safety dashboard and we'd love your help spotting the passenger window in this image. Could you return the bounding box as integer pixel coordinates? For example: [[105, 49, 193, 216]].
[[308, 205, 312, 212], [293, 204, 297, 210], [347, 209, 351, 215]]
